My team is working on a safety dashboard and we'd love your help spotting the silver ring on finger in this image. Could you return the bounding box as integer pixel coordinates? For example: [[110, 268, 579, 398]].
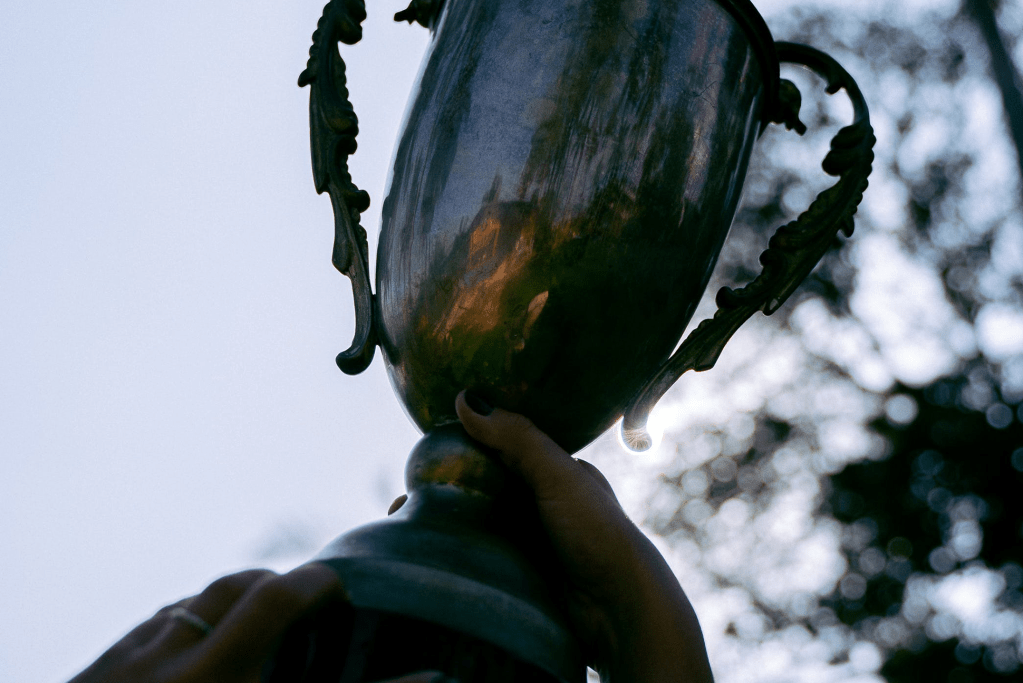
[[168, 606, 214, 637]]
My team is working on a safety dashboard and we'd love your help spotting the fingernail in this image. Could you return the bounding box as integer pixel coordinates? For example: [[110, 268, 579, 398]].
[[387, 493, 408, 515], [464, 391, 493, 416]]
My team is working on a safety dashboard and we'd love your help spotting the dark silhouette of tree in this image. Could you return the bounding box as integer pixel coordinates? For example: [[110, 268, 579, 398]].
[[826, 375, 1023, 681], [968, 0, 1023, 188], [614, 3, 1023, 680]]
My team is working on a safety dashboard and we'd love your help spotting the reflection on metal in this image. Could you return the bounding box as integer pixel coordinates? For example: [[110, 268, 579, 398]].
[[297, 1, 875, 680], [378, 0, 777, 454]]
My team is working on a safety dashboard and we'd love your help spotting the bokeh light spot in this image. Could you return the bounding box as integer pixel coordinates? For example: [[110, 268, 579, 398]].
[[888, 536, 914, 558], [840, 573, 868, 600], [985, 402, 1013, 429], [1011, 447, 1023, 472], [886, 393, 919, 425]]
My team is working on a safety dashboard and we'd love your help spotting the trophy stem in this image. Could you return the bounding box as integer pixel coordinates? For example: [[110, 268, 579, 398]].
[[269, 425, 584, 682]]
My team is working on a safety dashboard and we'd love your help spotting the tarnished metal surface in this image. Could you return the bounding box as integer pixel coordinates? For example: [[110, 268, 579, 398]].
[[622, 42, 875, 448], [379, 0, 769, 453], [297, 1, 874, 678], [316, 426, 584, 682]]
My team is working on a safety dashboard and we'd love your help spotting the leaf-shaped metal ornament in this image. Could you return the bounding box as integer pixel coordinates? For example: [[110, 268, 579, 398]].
[[394, 0, 446, 28], [299, 0, 376, 375], [622, 42, 876, 451]]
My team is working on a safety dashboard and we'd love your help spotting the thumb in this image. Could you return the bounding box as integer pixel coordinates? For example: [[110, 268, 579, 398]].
[[455, 391, 582, 501]]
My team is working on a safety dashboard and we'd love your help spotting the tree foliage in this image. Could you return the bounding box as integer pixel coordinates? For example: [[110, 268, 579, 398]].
[[595, 2, 1023, 681]]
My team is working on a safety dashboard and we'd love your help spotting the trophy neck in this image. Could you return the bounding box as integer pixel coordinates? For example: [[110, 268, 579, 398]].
[[313, 424, 584, 681], [404, 423, 513, 499]]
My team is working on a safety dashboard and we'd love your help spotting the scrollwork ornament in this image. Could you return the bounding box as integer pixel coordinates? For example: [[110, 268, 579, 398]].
[[394, 0, 446, 28], [622, 43, 875, 450], [299, 0, 376, 375]]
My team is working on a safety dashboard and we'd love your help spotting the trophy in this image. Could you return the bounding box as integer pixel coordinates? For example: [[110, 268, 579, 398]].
[[277, 0, 874, 680]]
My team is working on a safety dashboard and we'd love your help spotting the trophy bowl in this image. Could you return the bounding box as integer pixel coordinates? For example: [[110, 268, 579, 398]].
[[286, 0, 874, 680], [378, 0, 775, 454], [305, 0, 873, 454]]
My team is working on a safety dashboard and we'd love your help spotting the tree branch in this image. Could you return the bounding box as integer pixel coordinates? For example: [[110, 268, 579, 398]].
[[966, 0, 1023, 196]]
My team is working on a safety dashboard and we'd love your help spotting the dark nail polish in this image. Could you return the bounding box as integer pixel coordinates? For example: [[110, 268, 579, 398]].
[[464, 391, 494, 416]]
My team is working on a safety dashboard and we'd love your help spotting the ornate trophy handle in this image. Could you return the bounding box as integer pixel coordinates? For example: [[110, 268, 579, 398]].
[[394, 0, 445, 28], [621, 42, 876, 450], [299, 0, 375, 375]]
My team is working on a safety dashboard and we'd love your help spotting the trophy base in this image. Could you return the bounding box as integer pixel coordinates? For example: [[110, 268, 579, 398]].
[[267, 606, 567, 683], [268, 425, 585, 683]]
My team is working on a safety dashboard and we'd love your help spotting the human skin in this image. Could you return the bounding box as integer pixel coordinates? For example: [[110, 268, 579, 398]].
[[67, 563, 449, 683], [454, 391, 713, 683], [70, 395, 713, 682]]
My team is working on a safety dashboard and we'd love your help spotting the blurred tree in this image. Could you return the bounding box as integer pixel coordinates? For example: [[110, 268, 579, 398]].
[[608, 2, 1023, 681], [967, 0, 1023, 185]]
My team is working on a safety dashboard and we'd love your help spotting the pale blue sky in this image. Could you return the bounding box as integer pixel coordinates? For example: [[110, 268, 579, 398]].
[[1, 3, 428, 680], [0, 1, 964, 682]]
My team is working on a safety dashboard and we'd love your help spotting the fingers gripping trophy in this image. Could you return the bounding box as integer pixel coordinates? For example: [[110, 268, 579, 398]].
[[277, 0, 875, 681]]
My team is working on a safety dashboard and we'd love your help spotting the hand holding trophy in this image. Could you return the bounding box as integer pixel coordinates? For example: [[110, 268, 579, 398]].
[[284, 1, 874, 680]]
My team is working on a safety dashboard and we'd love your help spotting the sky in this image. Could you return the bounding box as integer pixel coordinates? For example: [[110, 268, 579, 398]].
[[1, 3, 429, 680], [0, 1, 969, 682]]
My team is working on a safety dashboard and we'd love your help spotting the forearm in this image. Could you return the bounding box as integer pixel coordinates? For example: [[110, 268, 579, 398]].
[[599, 540, 713, 682], [604, 600, 713, 682]]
